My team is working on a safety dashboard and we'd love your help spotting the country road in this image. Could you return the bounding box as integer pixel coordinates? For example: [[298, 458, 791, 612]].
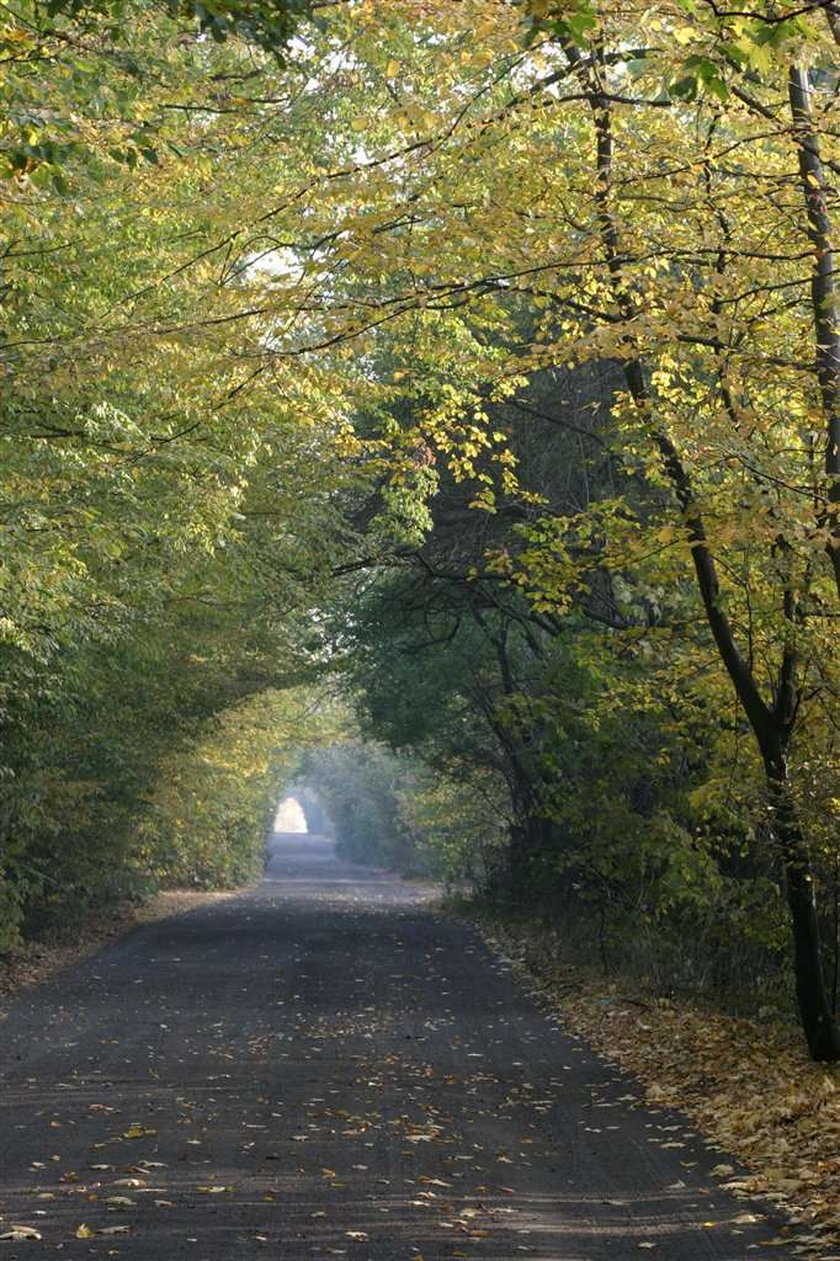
[[0, 833, 791, 1259]]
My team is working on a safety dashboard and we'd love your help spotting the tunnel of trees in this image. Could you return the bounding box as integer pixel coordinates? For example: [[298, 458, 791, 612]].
[[1, 0, 838, 1059]]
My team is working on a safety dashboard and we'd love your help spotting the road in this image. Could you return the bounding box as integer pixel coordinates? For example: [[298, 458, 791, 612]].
[[0, 833, 790, 1259]]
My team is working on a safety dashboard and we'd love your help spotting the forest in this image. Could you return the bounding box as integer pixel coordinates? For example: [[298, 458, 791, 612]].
[[1, 0, 839, 1063]]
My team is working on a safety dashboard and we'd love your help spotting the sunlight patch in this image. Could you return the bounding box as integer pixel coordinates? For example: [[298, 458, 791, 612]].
[[274, 796, 308, 833]]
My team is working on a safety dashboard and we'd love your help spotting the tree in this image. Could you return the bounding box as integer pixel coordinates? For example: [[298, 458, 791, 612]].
[[2, 0, 837, 1059]]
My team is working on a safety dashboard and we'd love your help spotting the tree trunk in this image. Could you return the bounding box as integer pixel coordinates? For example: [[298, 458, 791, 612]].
[[788, 64, 840, 601], [563, 39, 840, 1059], [765, 749, 840, 1060]]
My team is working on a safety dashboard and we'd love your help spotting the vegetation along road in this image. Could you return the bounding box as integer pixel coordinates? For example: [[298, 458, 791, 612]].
[[0, 833, 792, 1259], [2, 0, 839, 1252]]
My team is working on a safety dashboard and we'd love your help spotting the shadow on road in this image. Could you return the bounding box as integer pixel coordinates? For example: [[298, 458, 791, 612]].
[[0, 832, 790, 1258]]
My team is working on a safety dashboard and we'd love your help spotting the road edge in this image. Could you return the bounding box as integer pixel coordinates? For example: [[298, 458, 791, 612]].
[[0, 888, 245, 1016], [460, 908, 840, 1259]]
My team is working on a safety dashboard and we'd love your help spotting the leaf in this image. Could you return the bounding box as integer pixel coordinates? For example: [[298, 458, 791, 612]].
[[668, 75, 697, 101]]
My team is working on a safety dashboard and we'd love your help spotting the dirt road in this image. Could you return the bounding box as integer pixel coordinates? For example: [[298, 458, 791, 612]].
[[0, 834, 790, 1258]]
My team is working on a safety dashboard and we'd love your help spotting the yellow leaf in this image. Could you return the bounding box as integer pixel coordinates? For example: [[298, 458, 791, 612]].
[[76, 1225, 95, 1239], [122, 1125, 156, 1139]]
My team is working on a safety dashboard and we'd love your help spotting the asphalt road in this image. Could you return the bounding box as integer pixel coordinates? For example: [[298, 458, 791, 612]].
[[0, 833, 791, 1259]]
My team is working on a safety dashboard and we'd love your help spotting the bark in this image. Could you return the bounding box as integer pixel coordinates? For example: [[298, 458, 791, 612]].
[[788, 64, 840, 600], [764, 744, 840, 1061], [472, 609, 557, 896], [827, 4, 840, 46]]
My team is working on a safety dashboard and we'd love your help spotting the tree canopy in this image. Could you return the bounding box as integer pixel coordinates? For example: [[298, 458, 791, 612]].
[[1, 0, 838, 1058]]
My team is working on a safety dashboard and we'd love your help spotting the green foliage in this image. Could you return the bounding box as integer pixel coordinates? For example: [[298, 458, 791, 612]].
[[303, 742, 507, 882], [41, 0, 311, 51], [137, 691, 315, 888], [303, 743, 428, 874], [0, 877, 22, 953], [0, 0, 362, 943], [1, 0, 838, 1053]]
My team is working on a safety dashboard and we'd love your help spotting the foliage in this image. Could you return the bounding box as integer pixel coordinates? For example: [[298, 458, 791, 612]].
[[1, 0, 838, 1056], [0, 1, 363, 942], [303, 742, 507, 882], [136, 690, 314, 887]]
